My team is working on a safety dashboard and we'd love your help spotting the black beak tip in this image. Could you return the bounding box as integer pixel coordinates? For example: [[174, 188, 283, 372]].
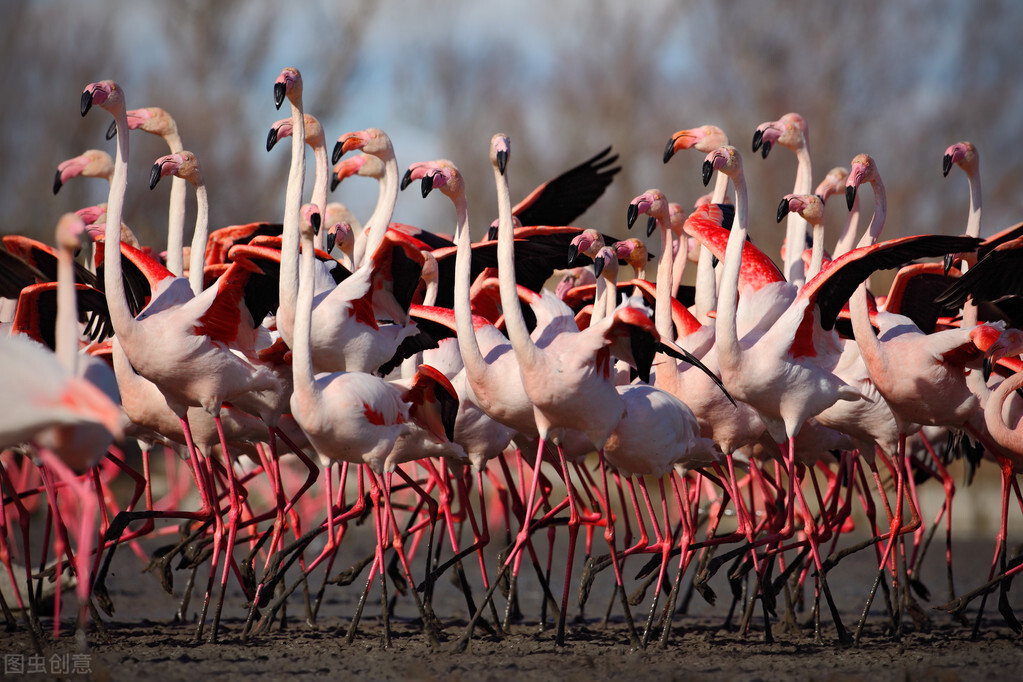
[[331, 140, 344, 165], [105, 120, 117, 140], [761, 141, 772, 159], [273, 82, 286, 110], [330, 175, 340, 192], [326, 229, 336, 253], [646, 216, 657, 238], [752, 129, 763, 152], [53, 171, 62, 195], [149, 163, 162, 190], [496, 150, 508, 175], [266, 128, 278, 152], [942, 154, 953, 177], [845, 185, 857, 211], [593, 257, 605, 279], [701, 160, 713, 187], [983, 357, 993, 382], [662, 138, 677, 164], [80, 91, 93, 117], [626, 203, 639, 230], [567, 243, 579, 266], [311, 212, 321, 235], [420, 174, 434, 199], [400, 168, 413, 192], [776, 197, 790, 223]]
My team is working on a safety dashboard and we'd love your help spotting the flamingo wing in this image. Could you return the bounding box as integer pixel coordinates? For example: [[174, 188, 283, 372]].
[[512, 146, 621, 228], [12, 282, 113, 350], [682, 204, 784, 292], [936, 238, 1023, 309]]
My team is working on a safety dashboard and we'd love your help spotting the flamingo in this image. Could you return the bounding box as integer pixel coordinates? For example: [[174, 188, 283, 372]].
[[752, 113, 813, 284], [52, 149, 113, 195], [266, 111, 329, 250], [663, 124, 730, 323]]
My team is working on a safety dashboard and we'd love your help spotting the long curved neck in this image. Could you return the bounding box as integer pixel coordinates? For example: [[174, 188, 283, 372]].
[[56, 243, 78, 373], [832, 194, 860, 259], [985, 370, 1023, 455], [670, 233, 688, 308], [310, 138, 328, 251], [449, 190, 488, 380], [783, 146, 812, 286], [694, 171, 729, 323], [103, 103, 139, 342], [292, 228, 318, 398], [495, 163, 542, 368], [807, 223, 825, 280], [279, 97, 306, 323], [966, 166, 982, 240], [715, 168, 748, 369], [164, 131, 186, 277], [355, 152, 397, 267], [654, 216, 674, 340], [850, 175, 887, 365], [187, 181, 209, 296]]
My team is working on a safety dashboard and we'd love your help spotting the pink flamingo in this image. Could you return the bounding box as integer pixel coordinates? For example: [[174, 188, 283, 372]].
[[267, 111, 329, 250]]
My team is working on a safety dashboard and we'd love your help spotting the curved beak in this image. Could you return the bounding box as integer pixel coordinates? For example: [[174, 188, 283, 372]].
[[663, 136, 678, 164], [80, 90, 94, 117], [760, 140, 772, 158], [646, 216, 657, 238], [752, 128, 763, 153], [331, 140, 344, 165], [149, 162, 166, 190], [626, 203, 639, 230], [400, 168, 414, 192], [273, 82, 287, 110], [567, 242, 580, 266], [266, 126, 279, 152], [845, 185, 857, 211], [593, 254, 605, 279], [496, 149, 508, 175], [420, 173, 435, 198], [106, 119, 117, 140], [702, 160, 714, 187], [53, 169, 64, 195], [776, 196, 791, 223], [942, 153, 953, 177]]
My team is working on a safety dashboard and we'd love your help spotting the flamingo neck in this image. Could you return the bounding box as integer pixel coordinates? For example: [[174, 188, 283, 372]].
[[984, 370, 1023, 454], [103, 103, 138, 342], [670, 233, 688, 307], [450, 191, 488, 380], [311, 139, 328, 251], [715, 168, 748, 368], [56, 243, 78, 374], [854, 175, 887, 250], [850, 175, 887, 365], [832, 195, 860, 259], [187, 181, 209, 296], [292, 229, 317, 394], [654, 215, 674, 340], [711, 171, 729, 204], [783, 146, 813, 286], [966, 166, 982, 239], [279, 97, 306, 332], [807, 223, 825, 280], [164, 131, 186, 278], [356, 151, 397, 267], [495, 164, 541, 368]]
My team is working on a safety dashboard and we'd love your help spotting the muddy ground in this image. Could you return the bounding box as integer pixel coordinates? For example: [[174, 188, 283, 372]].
[[3, 467, 1023, 681]]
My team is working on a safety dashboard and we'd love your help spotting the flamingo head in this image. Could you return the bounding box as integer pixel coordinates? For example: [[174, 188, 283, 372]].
[[331, 154, 368, 191], [298, 203, 321, 239], [490, 133, 511, 175], [53, 149, 113, 194], [568, 228, 604, 266], [107, 106, 179, 141], [402, 160, 462, 199], [614, 238, 648, 272], [273, 67, 302, 110], [777, 193, 825, 227], [75, 204, 107, 228], [325, 222, 352, 254], [845, 153, 877, 210], [81, 80, 123, 117], [703, 145, 741, 186], [332, 128, 391, 164], [150, 151, 201, 190], [943, 141, 979, 178], [592, 245, 618, 280], [627, 189, 668, 237], [664, 125, 728, 163], [815, 166, 849, 205], [55, 213, 91, 253]]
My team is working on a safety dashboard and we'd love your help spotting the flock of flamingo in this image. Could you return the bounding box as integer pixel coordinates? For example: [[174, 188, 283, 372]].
[[4, 67, 1023, 654]]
